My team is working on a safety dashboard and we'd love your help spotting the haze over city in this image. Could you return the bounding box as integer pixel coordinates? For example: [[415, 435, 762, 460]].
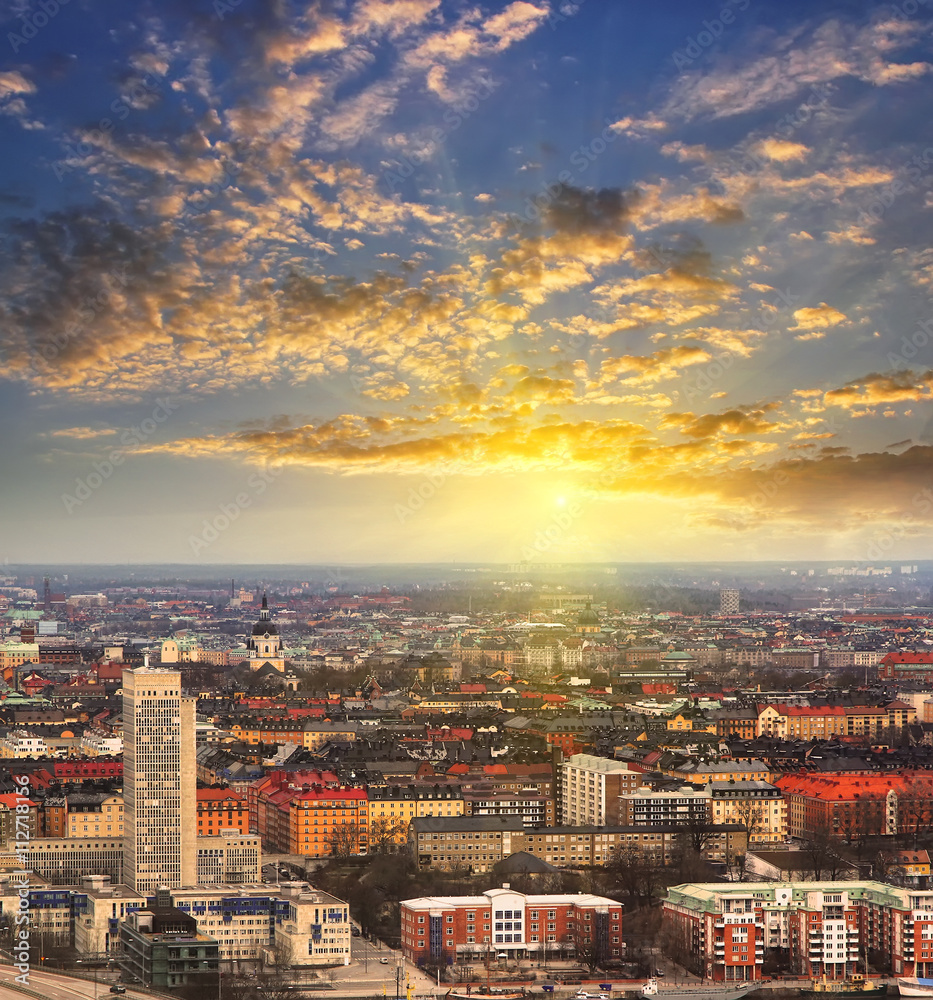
[[2, 0, 933, 564]]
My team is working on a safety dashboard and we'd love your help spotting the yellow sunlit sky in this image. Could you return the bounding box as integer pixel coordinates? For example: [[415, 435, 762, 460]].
[[1, 0, 932, 564]]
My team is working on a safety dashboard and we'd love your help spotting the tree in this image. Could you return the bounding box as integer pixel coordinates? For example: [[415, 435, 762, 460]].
[[801, 829, 851, 880], [732, 797, 764, 845], [368, 816, 408, 853], [327, 820, 363, 858]]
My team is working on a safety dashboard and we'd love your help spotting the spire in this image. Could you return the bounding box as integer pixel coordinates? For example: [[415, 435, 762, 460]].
[[260, 592, 269, 618]]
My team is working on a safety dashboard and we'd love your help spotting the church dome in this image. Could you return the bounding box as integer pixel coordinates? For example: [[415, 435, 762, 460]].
[[251, 593, 279, 636], [576, 601, 599, 626]]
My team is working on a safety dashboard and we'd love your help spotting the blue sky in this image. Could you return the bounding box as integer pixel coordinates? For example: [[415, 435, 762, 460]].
[[1, 0, 933, 565]]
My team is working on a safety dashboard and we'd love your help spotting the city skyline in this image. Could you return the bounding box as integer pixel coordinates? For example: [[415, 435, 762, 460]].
[[1, 1, 933, 565]]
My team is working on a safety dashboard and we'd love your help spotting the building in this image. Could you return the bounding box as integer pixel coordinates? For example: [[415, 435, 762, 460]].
[[619, 785, 711, 826], [120, 888, 220, 991], [248, 594, 285, 672], [662, 880, 933, 982], [0, 731, 48, 758], [123, 666, 197, 893], [560, 754, 642, 826], [879, 651, 933, 682], [463, 788, 553, 828], [720, 590, 740, 615], [518, 824, 747, 866], [410, 816, 527, 872], [776, 773, 933, 840], [368, 785, 464, 847], [663, 760, 772, 786], [196, 788, 249, 837], [400, 884, 623, 966], [195, 833, 261, 884], [708, 782, 787, 844]]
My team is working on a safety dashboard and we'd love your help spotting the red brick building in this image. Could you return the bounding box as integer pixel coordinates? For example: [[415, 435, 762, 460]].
[[400, 885, 623, 967], [879, 651, 933, 681]]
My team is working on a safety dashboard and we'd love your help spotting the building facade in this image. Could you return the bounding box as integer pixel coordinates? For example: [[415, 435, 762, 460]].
[[123, 666, 197, 893], [560, 754, 642, 826], [401, 885, 623, 966]]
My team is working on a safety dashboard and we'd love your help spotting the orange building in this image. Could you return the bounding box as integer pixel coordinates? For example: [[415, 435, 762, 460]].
[[776, 772, 933, 840], [197, 788, 249, 837], [249, 770, 368, 857]]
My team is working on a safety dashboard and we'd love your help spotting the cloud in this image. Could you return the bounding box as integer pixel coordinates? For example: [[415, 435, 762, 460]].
[[823, 370, 933, 409], [790, 303, 848, 332], [0, 72, 35, 98], [753, 138, 809, 162]]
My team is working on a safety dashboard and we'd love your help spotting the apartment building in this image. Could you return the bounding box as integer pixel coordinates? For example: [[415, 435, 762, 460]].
[[410, 816, 526, 872], [663, 880, 933, 982], [619, 785, 711, 826], [368, 785, 464, 845], [560, 754, 642, 825], [196, 788, 249, 837], [9, 876, 352, 970], [664, 760, 772, 785], [775, 773, 933, 839], [401, 885, 623, 966], [519, 824, 747, 866], [708, 782, 787, 844]]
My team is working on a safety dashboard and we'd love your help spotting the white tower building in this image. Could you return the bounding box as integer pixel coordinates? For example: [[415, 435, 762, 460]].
[[122, 665, 197, 893]]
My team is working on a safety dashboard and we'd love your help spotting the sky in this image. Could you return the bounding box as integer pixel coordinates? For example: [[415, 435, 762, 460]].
[[1, 0, 933, 566]]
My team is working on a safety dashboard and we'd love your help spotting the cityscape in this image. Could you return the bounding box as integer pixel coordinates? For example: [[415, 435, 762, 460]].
[[2, 1, 933, 1000]]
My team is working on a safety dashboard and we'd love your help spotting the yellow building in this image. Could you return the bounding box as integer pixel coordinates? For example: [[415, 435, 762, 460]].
[[367, 786, 465, 845], [709, 781, 787, 844], [665, 713, 717, 733], [0, 642, 39, 673]]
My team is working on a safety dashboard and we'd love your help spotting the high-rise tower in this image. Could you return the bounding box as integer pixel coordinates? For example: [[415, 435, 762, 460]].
[[719, 588, 740, 614], [122, 665, 197, 893]]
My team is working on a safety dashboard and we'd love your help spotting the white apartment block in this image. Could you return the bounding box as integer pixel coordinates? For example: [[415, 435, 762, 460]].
[[560, 754, 642, 826], [123, 667, 197, 893], [0, 731, 48, 758], [80, 729, 123, 757], [196, 833, 261, 884], [34, 876, 350, 970]]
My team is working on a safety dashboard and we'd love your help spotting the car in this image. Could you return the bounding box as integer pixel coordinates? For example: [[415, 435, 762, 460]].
[[110, 988, 127, 995], [654, 970, 665, 977], [351, 927, 360, 936], [380, 957, 390, 964]]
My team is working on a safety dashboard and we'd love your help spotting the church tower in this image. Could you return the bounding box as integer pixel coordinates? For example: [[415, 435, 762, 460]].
[[248, 593, 285, 672]]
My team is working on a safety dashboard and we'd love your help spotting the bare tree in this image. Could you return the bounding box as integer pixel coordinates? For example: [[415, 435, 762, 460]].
[[326, 820, 363, 857], [732, 797, 764, 845], [368, 816, 408, 853]]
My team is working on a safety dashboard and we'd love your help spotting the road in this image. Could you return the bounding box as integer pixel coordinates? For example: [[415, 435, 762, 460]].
[[0, 964, 149, 1000]]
